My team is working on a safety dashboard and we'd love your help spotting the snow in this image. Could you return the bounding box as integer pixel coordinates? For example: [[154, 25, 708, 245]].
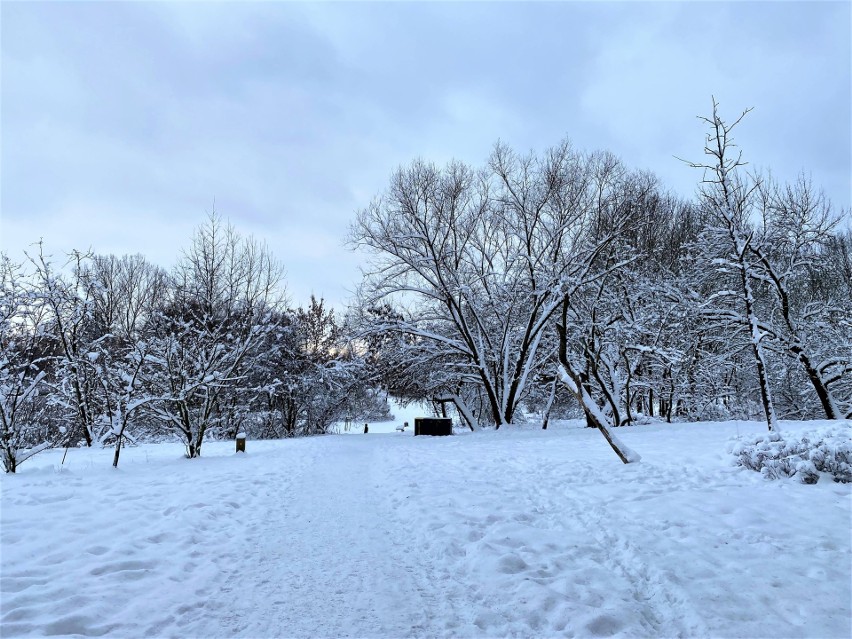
[[2, 419, 850, 638]]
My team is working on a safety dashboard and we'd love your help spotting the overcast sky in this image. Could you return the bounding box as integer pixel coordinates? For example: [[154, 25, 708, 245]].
[[2, 1, 849, 308]]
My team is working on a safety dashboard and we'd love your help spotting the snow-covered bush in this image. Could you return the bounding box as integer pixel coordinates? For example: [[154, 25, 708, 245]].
[[729, 424, 852, 483]]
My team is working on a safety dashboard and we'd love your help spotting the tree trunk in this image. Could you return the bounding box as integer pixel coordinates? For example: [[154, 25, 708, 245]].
[[185, 431, 203, 459], [556, 302, 641, 464], [479, 372, 504, 430], [437, 394, 478, 431], [750, 246, 842, 421], [112, 433, 122, 468], [558, 364, 640, 464], [541, 377, 557, 430], [796, 350, 839, 420], [2, 449, 16, 473]]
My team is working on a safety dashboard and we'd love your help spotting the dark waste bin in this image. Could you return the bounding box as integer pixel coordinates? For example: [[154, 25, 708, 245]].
[[414, 417, 452, 436]]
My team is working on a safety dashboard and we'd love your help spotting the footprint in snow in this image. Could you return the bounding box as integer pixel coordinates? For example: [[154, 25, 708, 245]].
[[585, 613, 624, 637], [497, 554, 529, 574]]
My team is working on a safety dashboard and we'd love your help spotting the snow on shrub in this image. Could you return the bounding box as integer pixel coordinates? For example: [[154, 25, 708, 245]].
[[728, 424, 852, 484]]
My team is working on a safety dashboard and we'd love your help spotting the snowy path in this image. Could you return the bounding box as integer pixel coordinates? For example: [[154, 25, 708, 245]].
[[170, 437, 438, 638], [2, 420, 851, 638], [1, 436, 450, 638]]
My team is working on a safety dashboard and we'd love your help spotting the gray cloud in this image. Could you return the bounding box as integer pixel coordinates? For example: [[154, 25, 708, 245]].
[[2, 1, 849, 308]]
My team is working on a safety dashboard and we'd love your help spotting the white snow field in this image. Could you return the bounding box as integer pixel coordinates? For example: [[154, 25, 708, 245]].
[[1, 419, 850, 639]]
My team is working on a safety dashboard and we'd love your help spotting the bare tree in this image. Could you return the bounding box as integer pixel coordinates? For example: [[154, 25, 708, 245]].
[[82, 253, 169, 343], [747, 175, 850, 419], [27, 246, 105, 445], [0, 255, 54, 472], [143, 214, 285, 458], [681, 99, 779, 432], [350, 141, 635, 428]]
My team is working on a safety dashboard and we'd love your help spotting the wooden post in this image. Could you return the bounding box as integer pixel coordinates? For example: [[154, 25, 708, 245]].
[[236, 433, 246, 453]]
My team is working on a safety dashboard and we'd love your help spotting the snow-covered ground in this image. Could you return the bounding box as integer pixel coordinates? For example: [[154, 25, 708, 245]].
[[1, 419, 850, 638]]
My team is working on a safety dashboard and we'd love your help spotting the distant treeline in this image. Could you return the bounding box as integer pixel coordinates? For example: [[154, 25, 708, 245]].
[[2, 101, 850, 471]]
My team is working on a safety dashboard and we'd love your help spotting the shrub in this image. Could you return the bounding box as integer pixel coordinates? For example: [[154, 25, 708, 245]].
[[728, 424, 852, 484]]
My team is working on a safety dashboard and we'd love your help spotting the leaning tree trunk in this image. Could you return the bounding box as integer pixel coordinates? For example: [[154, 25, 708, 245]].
[[796, 350, 840, 420], [436, 393, 478, 431], [557, 303, 641, 464], [556, 364, 641, 464]]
